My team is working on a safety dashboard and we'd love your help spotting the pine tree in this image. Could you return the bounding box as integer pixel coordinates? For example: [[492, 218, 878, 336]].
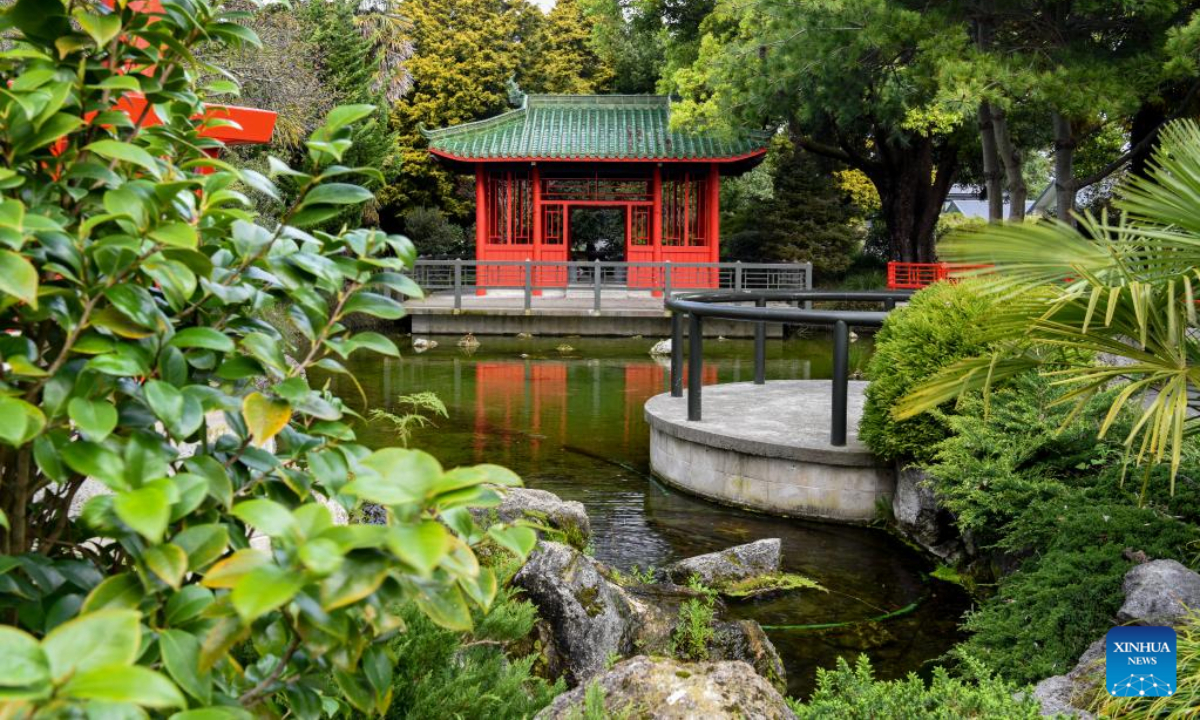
[[523, 0, 614, 94], [756, 143, 860, 278], [384, 0, 525, 219]]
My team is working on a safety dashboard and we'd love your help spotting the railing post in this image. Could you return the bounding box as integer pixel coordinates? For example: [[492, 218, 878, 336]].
[[593, 259, 602, 313], [524, 258, 532, 313], [664, 261, 673, 298], [453, 258, 462, 311], [831, 319, 849, 446], [735, 261, 743, 293], [754, 297, 766, 385], [671, 311, 684, 397], [885, 297, 896, 311], [688, 312, 703, 421], [804, 262, 813, 310]]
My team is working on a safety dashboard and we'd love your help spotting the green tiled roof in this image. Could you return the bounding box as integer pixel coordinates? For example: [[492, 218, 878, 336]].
[[424, 95, 770, 162]]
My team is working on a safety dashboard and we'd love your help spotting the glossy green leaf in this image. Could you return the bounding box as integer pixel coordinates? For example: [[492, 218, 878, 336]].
[[342, 291, 405, 320], [81, 573, 142, 613], [42, 609, 140, 681], [164, 585, 213, 626], [68, 398, 118, 442], [149, 222, 198, 249], [61, 441, 125, 488], [298, 537, 344, 576], [348, 448, 443, 505], [0, 625, 49, 689], [113, 486, 169, 542], [413, 583, 472, 632], [231, 498, 295, 537], [87, 140, 161, 177], [168, 327, 234, 353], [61, 664, 184, 708], [302, 182, 373, 206], [159, 629, 211, 704], [202, 548, 270, 589], [231, 565, 303, 622], [486, 525, 538, 560], [0, 250, 37, 307], [172, 524, 228, 571], [386, 521, 449, 577], [143, 544, 188, 589]]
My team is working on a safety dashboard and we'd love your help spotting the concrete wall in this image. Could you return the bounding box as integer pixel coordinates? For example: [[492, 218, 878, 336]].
[[412, 312, 781, 338], [649, 426, 895, 524]]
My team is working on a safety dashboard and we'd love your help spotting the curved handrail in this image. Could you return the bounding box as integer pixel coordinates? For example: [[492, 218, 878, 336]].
[[663, 289, 910, 446]]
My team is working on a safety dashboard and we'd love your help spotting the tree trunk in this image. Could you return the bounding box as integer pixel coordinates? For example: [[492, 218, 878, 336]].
[[1052, 111, 1076, 226], [1129, 101, 1166, 180], [990, 107, 1026, 221], [870, 135, 957, 262], [978, 102, 1004, 222]]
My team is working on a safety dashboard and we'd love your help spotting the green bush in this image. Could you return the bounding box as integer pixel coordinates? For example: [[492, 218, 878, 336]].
[[403, 206, 468, 258], [387, 581, 564, 719], [959, 495, 1199, 684], [860, 280, 1003, 464], [788, 654, 1041, 718], [0, 2, 537, 715]]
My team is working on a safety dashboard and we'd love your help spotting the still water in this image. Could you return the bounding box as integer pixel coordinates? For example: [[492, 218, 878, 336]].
[[337, 335, 968, 697]]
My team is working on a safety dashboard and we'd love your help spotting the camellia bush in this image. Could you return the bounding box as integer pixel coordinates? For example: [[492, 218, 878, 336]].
[[0, 0, 536, 716]]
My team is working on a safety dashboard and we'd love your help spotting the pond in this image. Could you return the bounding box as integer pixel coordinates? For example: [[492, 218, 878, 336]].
[[335, 334, 969, 698]]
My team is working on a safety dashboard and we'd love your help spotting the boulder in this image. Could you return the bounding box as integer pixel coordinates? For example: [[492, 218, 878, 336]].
[[512, 541, 647, 685], [1031, 560, 1200, 716], [534, 656, 797, 720], [470, 487, 591, 551], [1117, 559, 1200, 626], [661, 539, 781, 586], [514, 542, 786, 689], [891, 465, 965, 563]]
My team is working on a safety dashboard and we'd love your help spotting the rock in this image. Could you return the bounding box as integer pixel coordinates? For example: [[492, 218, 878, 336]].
[[1117, 559, 1200, 625], [649, 339, 671, 356], [891, 465, 965, 563], [709, 620, 787, 693], [534, 656, 797, 720], [512, 542, 646, 685], [470, 487, 591, 550], [661, 539, 781, 586], [1030, 637, 1104, 718], [412, 337, 437, 352]]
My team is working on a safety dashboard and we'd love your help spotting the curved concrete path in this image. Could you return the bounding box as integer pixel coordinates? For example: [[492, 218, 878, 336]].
[[644, 381, 894, 523]]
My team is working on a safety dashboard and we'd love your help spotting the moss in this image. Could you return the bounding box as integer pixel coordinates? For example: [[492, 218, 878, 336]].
[[575, 584, 603, 617], [718, 572, 826, 599]]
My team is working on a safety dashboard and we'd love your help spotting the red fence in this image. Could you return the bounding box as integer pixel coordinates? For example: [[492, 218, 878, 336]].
[[887, 262, 992, 290]]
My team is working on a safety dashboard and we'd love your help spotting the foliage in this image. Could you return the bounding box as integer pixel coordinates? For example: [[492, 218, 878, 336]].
[[402, 206, 468, 258], [718, 572, 825, 598], [369, 392, 450, 448], [671, 576, 717, 661], [522, 0, 615, 95], [860, 280, 1006, 464], [671, 0, 971, 262], [0, 2, 541, 715], [579, 0, 666, 94], [384, 0, 524, 218], [385, 578, 563, 719], [787, 654, 1042, 719], [959, 495, 1200, 684], [898, 120, 1200, 494], [724, 142, 861, 278], [923, 373, 1129, 544]]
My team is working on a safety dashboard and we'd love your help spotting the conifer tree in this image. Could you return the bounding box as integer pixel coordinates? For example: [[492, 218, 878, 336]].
[[755, 143, 860, 278], [385, 0, 524, 218], [524, 0, 614, 94]]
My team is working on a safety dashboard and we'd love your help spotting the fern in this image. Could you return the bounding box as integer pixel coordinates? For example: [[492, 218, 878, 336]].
[[369, 391, 449, 447]]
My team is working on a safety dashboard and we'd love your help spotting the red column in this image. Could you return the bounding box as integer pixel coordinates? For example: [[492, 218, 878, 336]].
[[652, 165, 663, 295], [531, 165, 543, 293], [475, 165, 487, 295], [708, 163, 721, 264]]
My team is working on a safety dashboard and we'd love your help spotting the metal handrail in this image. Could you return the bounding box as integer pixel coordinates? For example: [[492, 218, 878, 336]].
[[664, 290, 912, 446]]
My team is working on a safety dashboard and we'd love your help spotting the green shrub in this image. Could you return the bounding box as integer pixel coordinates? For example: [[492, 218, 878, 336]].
[[387, 584, 564, 719], [788, 654, 1041, 718], [860, 280, 1003, 464], [0, 2, 538, 715], [923, 372, 1128, 544], [403, 206, 468, 258], [959, 496, 1200, 684]]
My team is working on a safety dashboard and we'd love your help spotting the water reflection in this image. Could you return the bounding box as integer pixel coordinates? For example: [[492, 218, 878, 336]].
[[337, 335, 963, 696]]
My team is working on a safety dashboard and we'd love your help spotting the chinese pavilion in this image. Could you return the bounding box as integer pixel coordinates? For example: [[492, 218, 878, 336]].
[[425, 95, 769, 289]]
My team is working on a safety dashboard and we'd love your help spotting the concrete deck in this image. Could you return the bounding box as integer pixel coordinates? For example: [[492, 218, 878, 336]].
[[407, 291, 782, 337], [644, 381, 894, 523]]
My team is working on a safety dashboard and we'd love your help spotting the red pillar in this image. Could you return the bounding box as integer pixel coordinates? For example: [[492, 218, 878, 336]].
[[708, 163, 721, 264], [531, 165, 543, 293], [475, 165, 487, 295], [652, 165, 663, 295]]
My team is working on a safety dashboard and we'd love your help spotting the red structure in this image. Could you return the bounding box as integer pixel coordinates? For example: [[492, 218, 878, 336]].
[[101, 0, 276, 149], [425, 96, 769, 291], [887, 262, 993, 289]]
